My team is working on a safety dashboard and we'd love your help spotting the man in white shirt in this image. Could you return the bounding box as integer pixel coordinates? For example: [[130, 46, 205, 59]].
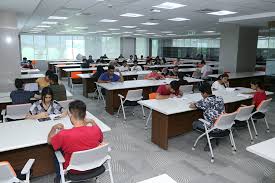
[[117, 60, 130, 72], [200, 60, 212, 79], [211, 73, 229, 91], [127, 55, 134, 63], [131, 60, 143, 71]]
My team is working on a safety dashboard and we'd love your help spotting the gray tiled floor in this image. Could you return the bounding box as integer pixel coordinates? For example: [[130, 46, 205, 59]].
[[32, 80, 275, 183]]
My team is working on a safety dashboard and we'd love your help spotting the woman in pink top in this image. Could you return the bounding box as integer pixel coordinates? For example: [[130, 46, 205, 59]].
[[145, 70, 165, 80]]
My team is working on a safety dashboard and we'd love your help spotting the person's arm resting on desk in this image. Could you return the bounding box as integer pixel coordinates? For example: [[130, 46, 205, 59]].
[[47, 123, 64, 145]]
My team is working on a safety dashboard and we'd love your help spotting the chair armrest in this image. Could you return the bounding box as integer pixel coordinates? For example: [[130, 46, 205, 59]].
[[118, 94, 124, 99], [55, 151, 65, 163], [1, 109, 6, 116], [198, 118, 211, 126], [21, 159, 35, 175]]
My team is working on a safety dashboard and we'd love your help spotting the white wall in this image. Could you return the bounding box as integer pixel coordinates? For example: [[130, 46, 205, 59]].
[[0, 12, 20, 92]]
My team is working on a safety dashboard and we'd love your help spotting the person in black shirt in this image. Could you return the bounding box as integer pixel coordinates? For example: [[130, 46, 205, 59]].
[[10, 79, 34, 104]]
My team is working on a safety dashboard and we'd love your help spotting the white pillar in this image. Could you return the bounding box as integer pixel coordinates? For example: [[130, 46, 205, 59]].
[[0, 12, 20, 91], [219, 24, 258, 73]]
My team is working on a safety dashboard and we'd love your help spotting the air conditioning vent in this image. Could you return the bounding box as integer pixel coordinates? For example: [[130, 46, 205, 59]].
[[195, 9, 219, 13]]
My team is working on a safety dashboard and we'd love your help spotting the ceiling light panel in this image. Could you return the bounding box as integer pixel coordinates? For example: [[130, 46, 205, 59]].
[[146, 33, 156, 35], [168, 17, 190, 21], [153, 2, 186, 10], [74, 27, 88, 29], [97, 30, 108, 32], [122, 26, 137, 28], [108, 28, 120, 31], [42, 21, 58, 25], [120, 13, 144, 17], [37, 25, 51, 28], [207, 10, 237, 16], [136, 30, 147, 32], [100, 19, 118, 22], [48, 16, 68, 20], [141, 22, 159, 25]]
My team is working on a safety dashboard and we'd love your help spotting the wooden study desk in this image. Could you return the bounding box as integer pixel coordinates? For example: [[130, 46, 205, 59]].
[[178, 67, 219, 74], [208, 72, 266, 88], [55, 64, 81, 78], [48, 61, 82, 71], [138, 88, 273, 150], [21, 69, 40, 74], [0, 112, 111, 177], [247, 137, 275, 163], [97, 78, 203, 115]]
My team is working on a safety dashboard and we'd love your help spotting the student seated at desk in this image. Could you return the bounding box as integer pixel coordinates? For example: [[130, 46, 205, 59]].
[[92, 65, 105, 81], [98, 65, 124, 83], [26, 87, 65, 120], [117, 60, 130, 72], [190, 82, 225, 132], [144, 70, 165, 80], [211, 73, 229, 91], [249, 81, 267, 108], [156, 80, 181, 99], [47, 100, 103, 183], [36, 70, 54, 89], [22, 60, 33, 69], [200, 60, 213, 79], [127, 55, 134, 63], [162, 67, 169, 77], [131, 60, 143, 71], [167, 66, 179, 78], [10, 79, 35, 104], [49, 74, 67, 101]]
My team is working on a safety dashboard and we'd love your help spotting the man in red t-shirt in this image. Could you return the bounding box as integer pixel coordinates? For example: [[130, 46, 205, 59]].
[[47, 100, 103, 183], [156, 80, 181, 99]]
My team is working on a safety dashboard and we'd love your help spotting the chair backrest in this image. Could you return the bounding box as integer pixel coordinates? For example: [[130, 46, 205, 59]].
[[149, 93, 157, 100], [235, 105, 255, 121], [257, 98, 272, 113], [59, 100, 74, 110], [214, 112, 238, 130], [179, 85, 193, 95], [67, 144, 109, 172], [24, 83, 39, 92], [6, 103, 32, 119], [0, 161, 19, 183], [126, 89, 143, 101], [71, 71, 82, 79], [137, 74, 145, 80]]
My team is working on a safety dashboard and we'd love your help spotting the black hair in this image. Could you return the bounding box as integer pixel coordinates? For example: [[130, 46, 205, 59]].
[[69, 100, 86, 120], [49, 74, 58, 84], [28, 60, 32, 64], [201, 60, 206, 65], [218, 73, 229, 80], [97, 65, 105, 73], [122, 60, 127, 64], [251, 80, 265, 90], [179, 79, 188, 85], [23, 57, 27, 60], [170, 80, 180, 91], [174, 66, 179, 69], [45, 70, 54, 77], [133, 60, 138, 64], [15, 78, 23, 89], [41, 87, 54, 103], [199, 82, 212, 95], [108, 65, 115, 70]]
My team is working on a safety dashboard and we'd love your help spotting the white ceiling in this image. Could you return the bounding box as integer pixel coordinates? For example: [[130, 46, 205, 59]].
[[1, 0, 275, 37]]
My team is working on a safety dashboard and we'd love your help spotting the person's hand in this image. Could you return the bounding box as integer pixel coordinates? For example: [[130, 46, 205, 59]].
[[53, 123, 64, 130], [189, 102, 196, 108], [39, 112, 49, 118]]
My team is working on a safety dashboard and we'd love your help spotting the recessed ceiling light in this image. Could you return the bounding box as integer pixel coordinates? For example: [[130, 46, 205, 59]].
[[122, 26, 137, 28], [141, 22, 159, 25], [136, 30, 147, 32], [161, 31, 173, 33], [146, 33, 156, 35], [153, 2, 186, 10], [64, 24, 69, 26], [42, 21, 58, 25], [88, 32, 97, 34], [32, 27, 45, 30], [168, 17, 190, 21], [37, 25, 51, 28], [123, 32, 133, 34], [167, 33, 176, 36], [133, 33, 142, 36], [100, 19, 118, 22], [74, 27, 88, 29], [103, 33, 112, 36], [108, 28, 120, 31], [203, 31, 216, 33], [207, 10, 237, 16], [151, 9, 161, 13], [97, 30, 108, 33], [48, 16, 68, 20], [120, 13, 144, 17], [112, 32, 121, 35]]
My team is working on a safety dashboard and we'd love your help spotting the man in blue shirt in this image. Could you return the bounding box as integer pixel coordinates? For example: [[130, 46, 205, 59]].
[[98, 65, 124, 83], [10, 79, 35, 104]]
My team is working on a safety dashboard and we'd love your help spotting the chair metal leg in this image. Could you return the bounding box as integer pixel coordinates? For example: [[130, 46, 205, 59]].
[[145, 110, 152, 129], [230, 129, 237, 153], [205, 129, 214, 163], [264, 117, 270, 133], [117, 104, 122, 118], [192, 132, 207, 150], [246, 120, 254, 144], [121, 101, 126, 121], [107, 160, 114, 183], [141, 105, 146, 120], [251, 118, 258, 138]]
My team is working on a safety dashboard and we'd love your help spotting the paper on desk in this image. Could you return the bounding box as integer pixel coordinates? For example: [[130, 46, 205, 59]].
[[237, 93, 252, 98]]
